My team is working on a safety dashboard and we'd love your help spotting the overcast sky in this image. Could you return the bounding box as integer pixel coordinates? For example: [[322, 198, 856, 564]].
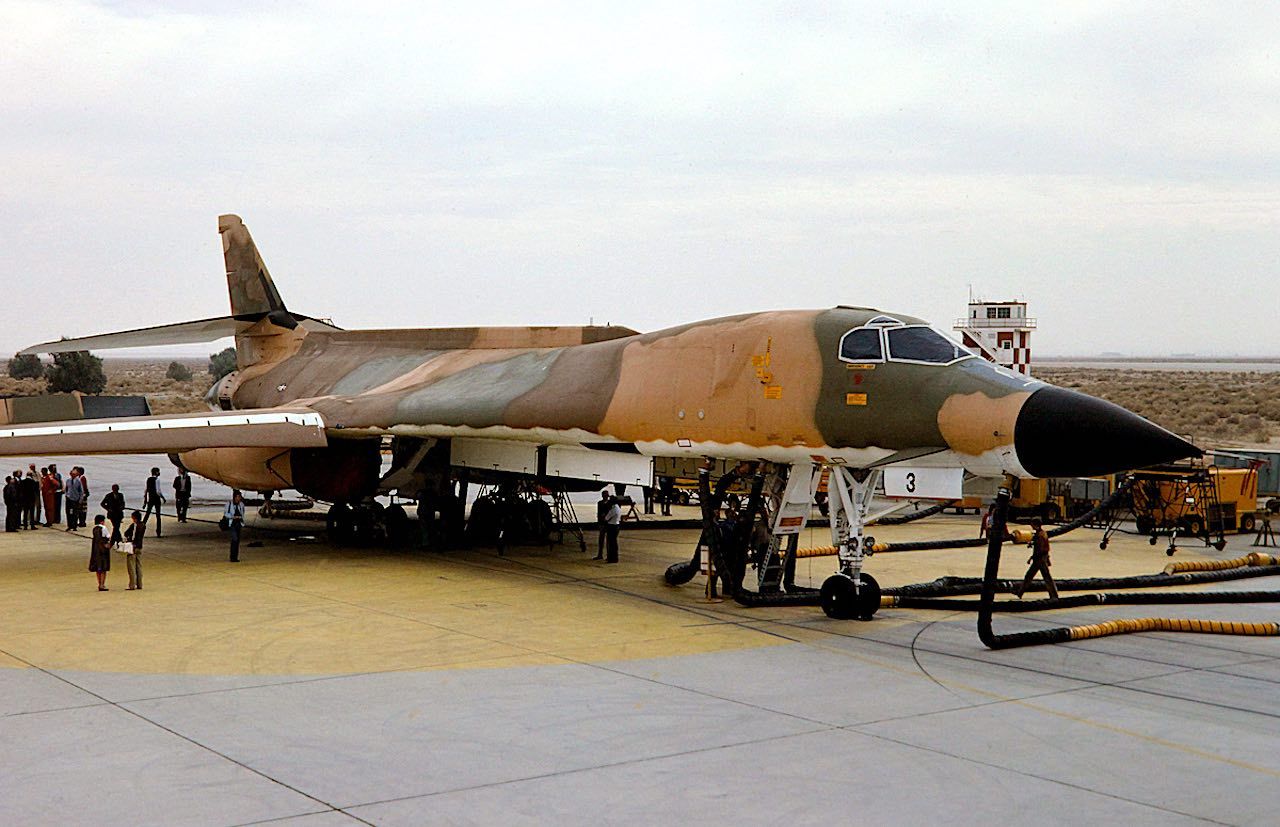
[[3, 1, 1278, 357]]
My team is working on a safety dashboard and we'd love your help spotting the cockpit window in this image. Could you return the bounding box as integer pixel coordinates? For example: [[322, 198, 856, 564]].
[[885, 326, 971, 365], [839, 328, 883, 362]]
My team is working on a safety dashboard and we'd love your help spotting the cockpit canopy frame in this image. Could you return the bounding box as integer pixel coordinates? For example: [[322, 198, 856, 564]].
[[838, 319, 974, 367]]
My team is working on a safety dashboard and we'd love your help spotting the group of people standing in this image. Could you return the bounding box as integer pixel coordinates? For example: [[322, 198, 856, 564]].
[[0, 462, 233, 592], [2, 463, 76, 531], [1, 465, 197, 536], [88, 509, 149, 592], [87, 470, 245, 589], [86, 466, 199, 590]]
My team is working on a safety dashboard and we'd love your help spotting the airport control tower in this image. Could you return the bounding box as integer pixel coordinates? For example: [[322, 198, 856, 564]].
[[954, 298, 1035, 376]]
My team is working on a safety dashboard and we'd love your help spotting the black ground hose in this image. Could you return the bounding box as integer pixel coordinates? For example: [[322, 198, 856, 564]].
[[875, 477, 1135, 554], [694, 467, 823, 607], [873, 500, 953, 525], [887, 564, 1280, 598], [663, 470, 743, 586], [976, 485, 1020, 646], [974, 483, 1280, 648], [721, 577, 823, 607], [890, 590, 1280, 612], [875, 536, 993, 553], [663, 536, 705, 586], [1045, 476, 1134, 538]]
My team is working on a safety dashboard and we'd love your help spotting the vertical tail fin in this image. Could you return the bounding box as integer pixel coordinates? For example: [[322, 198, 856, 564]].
[[219, 214, 288, 318]]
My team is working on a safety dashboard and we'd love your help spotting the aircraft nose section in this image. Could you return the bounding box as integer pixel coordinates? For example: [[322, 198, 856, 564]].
[[1014, 386, 1201, 478]]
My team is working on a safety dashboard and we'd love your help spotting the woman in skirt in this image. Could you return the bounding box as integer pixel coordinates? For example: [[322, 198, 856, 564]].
[[88, 514, 111, 591]]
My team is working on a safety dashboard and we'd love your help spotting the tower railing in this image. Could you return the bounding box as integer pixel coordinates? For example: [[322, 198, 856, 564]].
[[954, 317, 1037, 329]]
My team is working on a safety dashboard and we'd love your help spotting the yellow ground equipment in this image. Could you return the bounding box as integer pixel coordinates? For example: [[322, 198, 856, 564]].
[[950, 476, 1114, 523], [1132, 464, 1260, 537], [1095, 461, 1263, 554]]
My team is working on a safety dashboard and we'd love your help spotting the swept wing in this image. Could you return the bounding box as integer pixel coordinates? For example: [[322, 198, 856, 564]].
[[0, 408, 326, 457], [20, 315, 341, 355]]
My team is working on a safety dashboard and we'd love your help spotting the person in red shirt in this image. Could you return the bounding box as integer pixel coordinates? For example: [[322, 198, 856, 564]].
[[39, 467, 57, 527]]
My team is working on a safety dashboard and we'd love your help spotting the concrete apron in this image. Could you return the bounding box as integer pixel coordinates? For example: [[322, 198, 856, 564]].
[[2, 510, 1280, 826]]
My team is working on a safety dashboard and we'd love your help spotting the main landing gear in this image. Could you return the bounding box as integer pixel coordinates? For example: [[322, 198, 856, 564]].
[[327, 501, 416, 546], [820, 467, 882, 621]]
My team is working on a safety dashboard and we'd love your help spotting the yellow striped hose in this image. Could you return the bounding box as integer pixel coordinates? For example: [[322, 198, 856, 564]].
[[1068, 617, 1280, 640], [1164, 552, 1280, 574]]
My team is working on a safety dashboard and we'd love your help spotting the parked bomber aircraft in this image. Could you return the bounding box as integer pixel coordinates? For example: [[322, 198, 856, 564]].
[[11, 215, 1199, 617]]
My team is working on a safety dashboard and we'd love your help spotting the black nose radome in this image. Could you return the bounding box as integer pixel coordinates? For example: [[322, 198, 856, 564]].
[[1014, 386, 1201, 478]]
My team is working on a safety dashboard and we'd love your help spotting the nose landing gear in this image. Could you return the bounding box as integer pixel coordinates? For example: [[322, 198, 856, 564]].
[[821, 570, 881, 620], [820, 467, 883, 621]]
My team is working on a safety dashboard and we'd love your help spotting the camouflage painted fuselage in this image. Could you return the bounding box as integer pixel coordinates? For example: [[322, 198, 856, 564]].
[[216, 307, 1042, 478], [9, 214, 1199, 495]]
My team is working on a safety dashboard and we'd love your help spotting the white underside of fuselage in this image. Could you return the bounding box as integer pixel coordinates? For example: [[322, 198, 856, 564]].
[[333, 423, 1034, 479]]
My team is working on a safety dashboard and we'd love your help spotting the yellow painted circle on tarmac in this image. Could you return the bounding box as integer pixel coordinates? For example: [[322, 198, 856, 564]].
[[0, 515, 790, 675]]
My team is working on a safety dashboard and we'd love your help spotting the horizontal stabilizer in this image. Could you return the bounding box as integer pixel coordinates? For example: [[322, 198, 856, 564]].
[[0, 408, 327, 457], [20, 314, 341, 355]]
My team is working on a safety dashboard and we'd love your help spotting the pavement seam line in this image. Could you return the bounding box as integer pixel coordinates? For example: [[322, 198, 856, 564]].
[[338, 725, 837, 812], [0, 643, 375, 827], [850, 726, 1231, 826]]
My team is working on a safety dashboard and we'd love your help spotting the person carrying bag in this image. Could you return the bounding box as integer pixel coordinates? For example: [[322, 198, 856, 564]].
[[224, 490, 246, 562], [122, 510, 145, 590]]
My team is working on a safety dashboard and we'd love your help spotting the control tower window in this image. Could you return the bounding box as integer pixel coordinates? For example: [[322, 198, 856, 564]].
[[838, 328, 883, 362], [886, 326, 971, 365]]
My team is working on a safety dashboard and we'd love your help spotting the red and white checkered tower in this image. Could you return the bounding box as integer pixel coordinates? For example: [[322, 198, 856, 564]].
[[954, 299, 1035, 376]]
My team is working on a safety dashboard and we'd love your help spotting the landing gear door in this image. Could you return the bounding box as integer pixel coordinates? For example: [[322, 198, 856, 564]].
[[883, 466, 963, 500], [771, 463, 821, 535]]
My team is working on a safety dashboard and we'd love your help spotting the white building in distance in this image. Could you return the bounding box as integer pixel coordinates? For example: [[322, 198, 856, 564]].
[[954, 299, 1035, 376]]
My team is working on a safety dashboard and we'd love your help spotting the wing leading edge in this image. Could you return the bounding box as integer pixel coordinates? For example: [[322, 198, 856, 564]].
[[0, 408, 327, 457], [19, 315, 342, 355]]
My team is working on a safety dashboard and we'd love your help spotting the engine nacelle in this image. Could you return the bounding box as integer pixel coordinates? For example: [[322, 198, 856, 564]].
[[178, 439, 382, 502], [178, 446, 292, 492], [290, 441, 382, 503]]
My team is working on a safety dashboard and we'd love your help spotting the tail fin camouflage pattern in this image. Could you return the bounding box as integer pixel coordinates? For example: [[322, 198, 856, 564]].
[[219, 214, 287, 318]]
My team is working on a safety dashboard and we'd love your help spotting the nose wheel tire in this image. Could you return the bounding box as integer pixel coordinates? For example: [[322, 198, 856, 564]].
[[821, 573, 880, 621]]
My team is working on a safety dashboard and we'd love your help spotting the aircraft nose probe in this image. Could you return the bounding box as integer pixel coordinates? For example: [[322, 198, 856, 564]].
[[1013, 385, 1201, 478]]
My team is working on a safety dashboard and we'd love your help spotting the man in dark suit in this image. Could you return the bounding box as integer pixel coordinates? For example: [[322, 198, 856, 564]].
[[3, 476, 17, 532], [594, 490, 611, 560], [20, 471, 39, 530], [101, 484, 126, 543], [143, 467, 165, 537], [172, 468, 192, 523]]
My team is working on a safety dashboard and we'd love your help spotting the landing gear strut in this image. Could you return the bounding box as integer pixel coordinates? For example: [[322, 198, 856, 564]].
[[820, 467, 882, 620]]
